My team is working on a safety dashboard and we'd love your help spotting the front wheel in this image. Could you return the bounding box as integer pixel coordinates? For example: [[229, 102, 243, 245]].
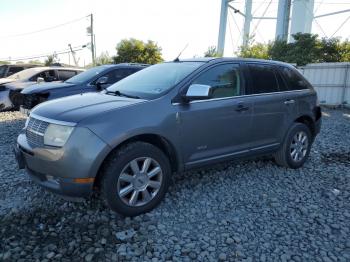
[[274, 123, 312, 169], [101, 142, 171, 216]]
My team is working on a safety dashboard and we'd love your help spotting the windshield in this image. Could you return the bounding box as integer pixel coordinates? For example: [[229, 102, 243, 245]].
[[65, 65, 108, 84], [106, 62, 203, 99]]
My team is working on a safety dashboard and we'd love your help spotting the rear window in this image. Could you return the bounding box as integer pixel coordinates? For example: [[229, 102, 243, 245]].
[[279, 67, 309, 90], [247, 64, 279, 94]]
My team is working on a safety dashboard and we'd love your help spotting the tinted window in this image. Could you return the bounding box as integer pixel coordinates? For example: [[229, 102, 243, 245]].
[[248, 64, 279, 94], [191, 64, 241, 99], [104, 68, 138, 84], [31, 70, 56, 82], [58, 70, 76, 81], [280, 67, 308, 90], [0, 65, 7, 78], [8, 66, 24, 76], [65, 66, 109, 84]]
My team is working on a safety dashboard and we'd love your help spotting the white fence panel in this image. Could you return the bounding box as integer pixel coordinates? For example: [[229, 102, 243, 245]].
[[299, 62, 350, 107]]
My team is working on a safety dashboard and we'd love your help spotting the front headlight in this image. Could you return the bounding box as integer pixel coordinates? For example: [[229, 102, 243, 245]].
[[44, 123, 74, 147]]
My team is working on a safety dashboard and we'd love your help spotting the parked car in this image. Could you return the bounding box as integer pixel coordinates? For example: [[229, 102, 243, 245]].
[[0, 67, 83, 111], [0, 64, 39, 78], [14, 58, 321, 216], [17, 64, 148, 113]]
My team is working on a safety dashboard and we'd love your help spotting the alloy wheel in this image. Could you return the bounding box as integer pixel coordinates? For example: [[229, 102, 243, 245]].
[[117, 157, 163, 207], [290, 131, 309, 162]]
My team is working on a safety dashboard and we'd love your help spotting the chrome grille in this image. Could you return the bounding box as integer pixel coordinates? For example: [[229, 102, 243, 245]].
[[26, 117, 49, 147]]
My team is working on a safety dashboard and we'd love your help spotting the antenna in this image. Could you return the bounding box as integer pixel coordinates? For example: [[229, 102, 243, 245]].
[[173, 43, 189, 62]]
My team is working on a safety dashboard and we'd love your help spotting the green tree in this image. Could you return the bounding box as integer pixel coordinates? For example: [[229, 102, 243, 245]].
[[113, 38, 163, 64], [95, 51, 112, 65], [237, 42, 270, 59], [338, 40, 350, 62], [44, 54, 58, 66], [204, 46, 221, 57], [0, 61, 9, 65], [269, 33, 322, 66]]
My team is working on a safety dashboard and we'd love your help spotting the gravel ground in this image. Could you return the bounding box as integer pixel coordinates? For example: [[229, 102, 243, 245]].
[[0, 108, 349, 262]]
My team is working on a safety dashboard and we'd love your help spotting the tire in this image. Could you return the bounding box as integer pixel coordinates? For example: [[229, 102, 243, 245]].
[[101, 142, 171, 216], [274, 123, 312, 169]]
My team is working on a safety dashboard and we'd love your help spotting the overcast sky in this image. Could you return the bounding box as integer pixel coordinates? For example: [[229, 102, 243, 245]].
[[0, 0, 349, 66]]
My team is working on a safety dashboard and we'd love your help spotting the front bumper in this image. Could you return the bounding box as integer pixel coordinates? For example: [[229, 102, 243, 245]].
[[15, 126, 111, 198]]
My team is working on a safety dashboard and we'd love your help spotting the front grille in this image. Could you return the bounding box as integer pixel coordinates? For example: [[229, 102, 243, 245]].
[[26, 117, 49, 147]]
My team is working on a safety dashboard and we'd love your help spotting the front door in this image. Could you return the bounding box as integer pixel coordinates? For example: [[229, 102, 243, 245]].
[[176, 63, 253, 167]]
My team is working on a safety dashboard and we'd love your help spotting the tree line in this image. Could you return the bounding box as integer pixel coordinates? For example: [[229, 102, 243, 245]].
[[2, 33, 349, 67], [223, 33, 349, 66]]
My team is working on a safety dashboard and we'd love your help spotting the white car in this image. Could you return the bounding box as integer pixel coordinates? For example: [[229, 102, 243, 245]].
[[0, 66, 83, 111]]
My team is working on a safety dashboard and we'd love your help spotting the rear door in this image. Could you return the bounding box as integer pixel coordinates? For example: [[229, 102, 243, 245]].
[[246, 63, 298, 150], [177, 63, 254, 167]]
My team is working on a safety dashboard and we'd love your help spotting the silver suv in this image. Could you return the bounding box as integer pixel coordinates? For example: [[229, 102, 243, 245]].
[[14, 58, 321, 216]]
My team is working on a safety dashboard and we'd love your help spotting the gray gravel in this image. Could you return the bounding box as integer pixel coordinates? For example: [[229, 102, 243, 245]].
[[0, 108, 350, 261]]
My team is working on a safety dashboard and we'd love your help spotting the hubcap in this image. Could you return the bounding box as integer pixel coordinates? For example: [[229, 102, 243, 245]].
[[290, 131, 309, 162], [117, 157, 163, 207]]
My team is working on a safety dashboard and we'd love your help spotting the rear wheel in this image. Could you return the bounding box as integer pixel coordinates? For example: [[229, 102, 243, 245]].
[[101, 142, 171, 216], [274, 123, 312, 169]]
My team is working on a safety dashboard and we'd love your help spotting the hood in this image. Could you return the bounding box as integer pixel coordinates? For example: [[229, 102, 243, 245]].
[[22, 82, 75, 94], [0, 78, 15, 85], [5, 81, 35, 90], [31, 92, 146, 123]]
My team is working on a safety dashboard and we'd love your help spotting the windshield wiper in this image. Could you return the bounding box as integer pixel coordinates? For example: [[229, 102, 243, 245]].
[[105, 90, 140, 99]]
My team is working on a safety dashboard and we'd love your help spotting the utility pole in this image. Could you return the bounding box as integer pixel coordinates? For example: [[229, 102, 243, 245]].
[[275, 0, 292, 41], [68, 44, 79, 67], [90, 13, 95, 66], [217, 0, 228, 56], [289, 0, 315, 42], [242, 0, 253, 47]]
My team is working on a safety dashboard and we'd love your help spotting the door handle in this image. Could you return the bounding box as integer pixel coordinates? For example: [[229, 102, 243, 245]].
[[235, 104, 249, 112], [284, 99, 295, 105]]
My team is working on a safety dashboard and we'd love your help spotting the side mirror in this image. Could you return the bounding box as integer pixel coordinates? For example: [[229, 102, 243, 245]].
[[183, 84, 212, 102], [96, 76, 108, 90], [37, 77, 45, 84]]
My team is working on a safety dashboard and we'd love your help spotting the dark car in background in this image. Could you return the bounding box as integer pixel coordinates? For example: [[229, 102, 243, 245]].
[[17, 63, 148, 112], [0, 64, 39, 78], [0, 67, 83, 111]]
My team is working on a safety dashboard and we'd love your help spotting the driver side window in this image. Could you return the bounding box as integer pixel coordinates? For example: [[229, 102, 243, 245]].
[[32, 70, 56, 82], [191, 64, 241, 99]]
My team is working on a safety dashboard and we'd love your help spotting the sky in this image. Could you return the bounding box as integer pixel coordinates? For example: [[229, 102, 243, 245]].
[[0, 0, 349, 67]]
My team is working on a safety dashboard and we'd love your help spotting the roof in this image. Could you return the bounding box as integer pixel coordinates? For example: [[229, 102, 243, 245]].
[[176, 57, 294, 67], [99, 63, 149, 68], [24, 66, 85, 71]]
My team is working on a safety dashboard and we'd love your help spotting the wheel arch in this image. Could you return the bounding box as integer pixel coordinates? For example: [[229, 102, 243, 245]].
[[93, 133, 181, 189], [294, 114, 316, 138]]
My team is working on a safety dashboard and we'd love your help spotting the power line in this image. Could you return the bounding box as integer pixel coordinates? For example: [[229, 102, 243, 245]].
[[331, 14, 350, 37], [230, 9, 244, 50], [251, 0, 273, 36], [0, 15, 89, 39], [0, 45, 86, 62]]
